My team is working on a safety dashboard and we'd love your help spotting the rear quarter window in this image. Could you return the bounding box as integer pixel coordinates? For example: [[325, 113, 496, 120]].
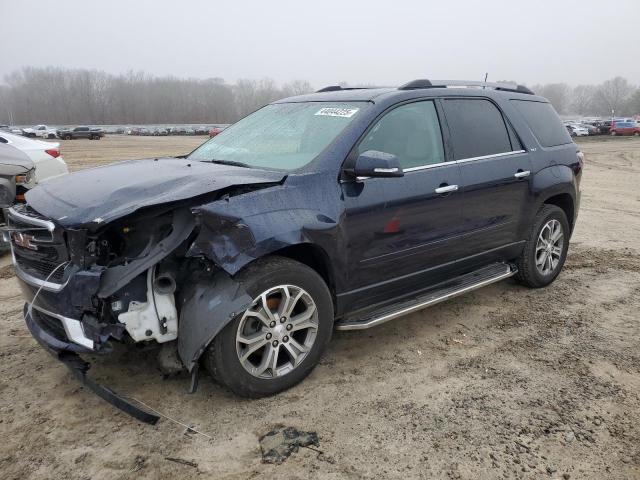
[[511, 100, 572, 147]]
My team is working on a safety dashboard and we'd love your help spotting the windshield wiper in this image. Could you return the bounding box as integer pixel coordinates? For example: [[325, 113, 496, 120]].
[[208, 159, 251, 168]]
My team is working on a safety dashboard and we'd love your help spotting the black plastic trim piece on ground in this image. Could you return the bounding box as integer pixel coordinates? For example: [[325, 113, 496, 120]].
[[58, 352, 160, 425]]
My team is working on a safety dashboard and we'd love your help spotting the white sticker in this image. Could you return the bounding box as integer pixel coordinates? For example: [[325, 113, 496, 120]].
[[315, 107, 359, 118]]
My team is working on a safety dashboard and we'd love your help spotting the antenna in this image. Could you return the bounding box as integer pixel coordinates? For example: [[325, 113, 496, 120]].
[[483, 73, 488, 89]]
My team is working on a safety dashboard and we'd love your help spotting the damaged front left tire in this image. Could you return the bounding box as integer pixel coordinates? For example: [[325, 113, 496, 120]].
[[203, 256, 333, 398]]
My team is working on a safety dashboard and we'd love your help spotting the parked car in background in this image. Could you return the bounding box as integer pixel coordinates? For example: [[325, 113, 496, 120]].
[[595, 120, 611, 134], [0, 131, 69, 193], [209, 126, 225, 138], [610, 121, 640, 136], [577, 123, 599, 135], [0, 133, 69, 251], [566, 125, 589, 137], [0, 143, 34, 251], [57, 126, 104, 140], [22, 125, 57, 139]]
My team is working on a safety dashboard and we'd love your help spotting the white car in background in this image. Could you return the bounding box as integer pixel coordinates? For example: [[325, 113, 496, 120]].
[[21, 124, 57, 139], [0, 131, 68, 189], [566, 124, 589, 137]]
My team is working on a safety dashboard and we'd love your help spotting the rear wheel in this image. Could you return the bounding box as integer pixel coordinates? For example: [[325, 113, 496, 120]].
[[203, 257, 333, 398], [64, 134, 72, 140], [611, 131, 617, 136], [515, 205, 570, 288]]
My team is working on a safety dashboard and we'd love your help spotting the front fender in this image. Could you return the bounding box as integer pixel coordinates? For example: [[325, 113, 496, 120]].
[[186, 181, 341, 276], [177, 269, 252, 371]]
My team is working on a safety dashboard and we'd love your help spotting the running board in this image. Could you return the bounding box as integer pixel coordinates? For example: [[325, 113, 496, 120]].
[[335, 263, 517, 331]]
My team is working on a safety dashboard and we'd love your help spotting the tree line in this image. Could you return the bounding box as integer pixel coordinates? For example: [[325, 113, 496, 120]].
[[1, 67, 639, 125], [0, 67, 313, 125], [531, 77, 639, 117]]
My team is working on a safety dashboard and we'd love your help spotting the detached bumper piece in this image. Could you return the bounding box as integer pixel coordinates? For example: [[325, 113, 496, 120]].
[[24, 305, 160, 425], [59, 352, 159, 425]]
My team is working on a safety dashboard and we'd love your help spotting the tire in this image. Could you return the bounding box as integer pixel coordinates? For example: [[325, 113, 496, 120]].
[[611, 131, 617, 136], [634, 132, 639, 137], [203, 256, 334, 398], [64, 135, 72, 140], [515, 205, 570, 288]]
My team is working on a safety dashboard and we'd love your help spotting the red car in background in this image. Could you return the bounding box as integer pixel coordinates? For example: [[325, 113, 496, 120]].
[[610, 121, 640, 136], [208, 126, 226, 138]]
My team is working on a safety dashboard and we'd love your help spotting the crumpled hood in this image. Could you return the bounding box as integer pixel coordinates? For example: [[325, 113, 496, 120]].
[[25, 157, 285, 228]]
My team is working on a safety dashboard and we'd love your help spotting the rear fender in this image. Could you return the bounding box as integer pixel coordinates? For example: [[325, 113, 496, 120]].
[[531, 165, 577, 217]]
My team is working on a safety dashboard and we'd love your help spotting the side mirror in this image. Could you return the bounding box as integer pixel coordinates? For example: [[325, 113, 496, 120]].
[[352, 150, 404, 178]]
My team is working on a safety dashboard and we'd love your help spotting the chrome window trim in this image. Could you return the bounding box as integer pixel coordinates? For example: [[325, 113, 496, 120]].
[[7, 206, 56, 232], [403, 149, 527, 173], [28, 303, 94, 349]]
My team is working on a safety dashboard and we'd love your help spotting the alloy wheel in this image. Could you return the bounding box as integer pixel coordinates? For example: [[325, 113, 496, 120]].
[[236, 285, 319, 379], [535, 219, 564, 275]]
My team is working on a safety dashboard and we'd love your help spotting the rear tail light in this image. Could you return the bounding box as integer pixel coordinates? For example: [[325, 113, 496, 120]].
[[45, 148, 60, 158]]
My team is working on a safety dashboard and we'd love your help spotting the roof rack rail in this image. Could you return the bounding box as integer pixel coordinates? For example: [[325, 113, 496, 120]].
[[398, 79, 433, 90], [315, 85, 378, 93], [399, 79, 534, 95], [316, 85, 343, 92]]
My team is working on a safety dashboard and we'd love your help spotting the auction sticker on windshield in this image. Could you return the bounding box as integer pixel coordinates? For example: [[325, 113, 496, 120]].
[[315, 107, 359, 118]]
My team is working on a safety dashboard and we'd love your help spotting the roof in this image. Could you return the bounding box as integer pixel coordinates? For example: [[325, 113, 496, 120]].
[[276, 79, 539, 104]]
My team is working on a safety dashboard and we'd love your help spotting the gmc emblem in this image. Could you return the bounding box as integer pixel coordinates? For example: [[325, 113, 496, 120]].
[[11, 232, 38, 250]]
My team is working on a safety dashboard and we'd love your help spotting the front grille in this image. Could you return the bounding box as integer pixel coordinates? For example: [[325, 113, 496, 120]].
[[15, 255, 66, 282], [7, 206, 69, 285]]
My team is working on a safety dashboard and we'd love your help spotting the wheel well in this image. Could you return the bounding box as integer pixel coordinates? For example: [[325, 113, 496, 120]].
[[272, 243, 335, 295], [544, 193, 575, 230]]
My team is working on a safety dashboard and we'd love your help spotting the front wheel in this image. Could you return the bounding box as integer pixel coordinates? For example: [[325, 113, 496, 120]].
[[515, 205, 570, 288], [204, 257, 334, 398]]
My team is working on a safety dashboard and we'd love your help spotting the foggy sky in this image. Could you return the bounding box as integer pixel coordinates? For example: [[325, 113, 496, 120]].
[[2, 0, 638, 87]]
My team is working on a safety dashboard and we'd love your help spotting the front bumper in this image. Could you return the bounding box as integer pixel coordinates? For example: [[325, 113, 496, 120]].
[[24, 304, 160, 424]]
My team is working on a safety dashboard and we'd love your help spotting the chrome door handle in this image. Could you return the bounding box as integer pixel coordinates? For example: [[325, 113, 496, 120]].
[[514, 170, 531, 179], [435, 184, 459, 194]]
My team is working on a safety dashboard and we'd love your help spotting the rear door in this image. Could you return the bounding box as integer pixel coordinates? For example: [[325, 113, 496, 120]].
[[440, 97, 532, 265]]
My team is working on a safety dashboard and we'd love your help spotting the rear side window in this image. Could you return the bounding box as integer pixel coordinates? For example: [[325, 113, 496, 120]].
[[511, 100, 571, 147], [442, 99, 513, 160]]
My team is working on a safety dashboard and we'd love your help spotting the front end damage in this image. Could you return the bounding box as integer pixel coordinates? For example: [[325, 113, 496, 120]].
[[5, 194, 258, 422]]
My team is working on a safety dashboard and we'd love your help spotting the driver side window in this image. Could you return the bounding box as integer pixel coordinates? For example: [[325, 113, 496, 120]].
[[357, 101, 445, 169]]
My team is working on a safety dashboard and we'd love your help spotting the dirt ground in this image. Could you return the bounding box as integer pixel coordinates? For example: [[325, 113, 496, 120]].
[[1, 135, 639, 480]]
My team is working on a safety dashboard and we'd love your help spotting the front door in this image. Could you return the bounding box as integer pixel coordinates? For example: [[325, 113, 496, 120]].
[[340, 100, 465, 312]]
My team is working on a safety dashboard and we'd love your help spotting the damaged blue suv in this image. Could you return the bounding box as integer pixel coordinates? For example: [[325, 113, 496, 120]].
[[5, 79, 582, 420]]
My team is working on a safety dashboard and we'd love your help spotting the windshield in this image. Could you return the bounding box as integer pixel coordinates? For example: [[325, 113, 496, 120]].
[[188, 102, 366, 170]]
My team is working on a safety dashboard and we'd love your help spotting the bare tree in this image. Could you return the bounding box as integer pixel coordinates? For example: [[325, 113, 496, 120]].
[[594, 77, 635, 117]]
